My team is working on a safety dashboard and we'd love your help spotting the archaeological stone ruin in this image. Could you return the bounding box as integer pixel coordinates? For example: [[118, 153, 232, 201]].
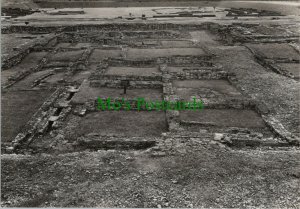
[[1, 1, 300, 208]]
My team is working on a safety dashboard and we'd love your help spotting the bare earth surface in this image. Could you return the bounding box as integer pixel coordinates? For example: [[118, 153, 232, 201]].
[[2, 148, 300, 208]]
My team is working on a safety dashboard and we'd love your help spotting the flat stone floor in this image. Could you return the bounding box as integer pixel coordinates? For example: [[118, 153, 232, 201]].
[[180, 109, 266, 128], [74, 111, 167, 137], [49, 50, 85, 62], [173, 80, 242, 100], [72, 81, 163, 104], [105, 66, 161, 76], [126, 48, 206, 59], [160, 40, 195, 48], [189, 31, 219, 46], [89, 49, 124, 62]]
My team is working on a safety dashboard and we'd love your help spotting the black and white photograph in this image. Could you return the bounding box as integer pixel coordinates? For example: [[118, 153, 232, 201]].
[[1, 0, 300, 208]]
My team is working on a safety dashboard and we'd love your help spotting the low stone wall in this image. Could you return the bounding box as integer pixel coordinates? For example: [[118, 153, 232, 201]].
[[2, 23, 212, 34], [90, 80, 162, 89], [1, 34, 58, 70]]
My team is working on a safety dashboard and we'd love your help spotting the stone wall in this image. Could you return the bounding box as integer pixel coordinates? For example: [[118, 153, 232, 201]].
[[1, 34, 57, 70]]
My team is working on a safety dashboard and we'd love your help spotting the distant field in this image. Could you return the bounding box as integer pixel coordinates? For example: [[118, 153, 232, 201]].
[[2, 0, 39, 9], [2, 0, 299, 16]]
